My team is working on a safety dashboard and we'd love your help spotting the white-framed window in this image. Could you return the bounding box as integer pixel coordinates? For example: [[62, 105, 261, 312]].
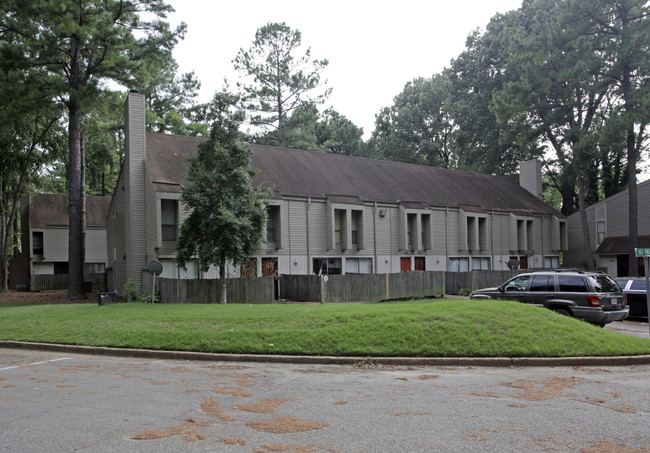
[[471, 257, 491, 270], [449, 257, 469, 272], [596, 220, 606, 244], [346, 258, 373, 274], [544, 256, 560, 269]]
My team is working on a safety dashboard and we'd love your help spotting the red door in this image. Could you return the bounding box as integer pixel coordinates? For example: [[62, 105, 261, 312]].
[[400, 257, 411, 272]]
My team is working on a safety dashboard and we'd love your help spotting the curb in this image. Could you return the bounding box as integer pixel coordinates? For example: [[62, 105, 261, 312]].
[[2, 341, 650, 367]]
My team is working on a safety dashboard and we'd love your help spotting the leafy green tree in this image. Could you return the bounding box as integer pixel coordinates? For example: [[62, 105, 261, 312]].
[[447, 28, 541, 176], [372, 74, 458, 168], [132, 58, 208, 137], [0, 0, 185, 298], [0, 73, 65, 291], [315, 109, 365, 156], [579, 0, 650, 276], [176, 94, 267, 304], [233, 22, 331, 147]]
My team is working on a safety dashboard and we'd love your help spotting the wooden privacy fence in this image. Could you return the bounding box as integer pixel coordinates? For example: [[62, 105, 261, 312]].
[[158, 276, 275, 304], [280, 272, 445, 303], [445, 270, 519, 295], [156, 271, 521, 304], [30, 273, 107, 292]]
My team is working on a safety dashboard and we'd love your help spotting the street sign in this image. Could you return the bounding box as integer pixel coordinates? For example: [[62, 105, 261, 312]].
[[635, 247, 650, 257]]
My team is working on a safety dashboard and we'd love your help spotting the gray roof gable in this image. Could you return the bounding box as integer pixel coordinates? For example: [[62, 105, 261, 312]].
[[144, 131, 561, 216], [27, 194, 110, 228]]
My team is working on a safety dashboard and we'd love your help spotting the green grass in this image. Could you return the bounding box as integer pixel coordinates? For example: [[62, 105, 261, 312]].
[[1, 299, 649, 357]]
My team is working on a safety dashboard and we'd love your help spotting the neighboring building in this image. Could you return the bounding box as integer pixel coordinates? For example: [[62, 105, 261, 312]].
[[8, 193, 110, 289], [108, 91, 568, 295], [564, 179, 650, 277]]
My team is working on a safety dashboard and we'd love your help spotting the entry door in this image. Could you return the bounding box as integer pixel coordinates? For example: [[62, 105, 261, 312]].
[[414, 257, 425, 271], [400, 257, 411, 272], [262, 258, 279, 300]]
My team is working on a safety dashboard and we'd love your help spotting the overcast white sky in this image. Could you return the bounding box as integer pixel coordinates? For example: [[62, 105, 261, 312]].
[[166, 0, 523, 138]]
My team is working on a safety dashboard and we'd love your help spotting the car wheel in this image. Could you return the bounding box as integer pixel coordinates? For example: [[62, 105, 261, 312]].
[[552, 307, 571, 317]]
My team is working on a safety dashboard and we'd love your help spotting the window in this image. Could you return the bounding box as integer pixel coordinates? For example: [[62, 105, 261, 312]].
[[346, 258, 373, 274], [32, 232, 43, 255], [449, 257, 469, 272], [407, 213, 417, 249], [351, 210, 362, 247], [421, 214, 431, 250], [530, 275, 554, 292], [161, 199, 177, 241], [313, 258, 342, 275], [504, 275, 530, 291], [544, 256, 560, 269], [334, 209, 344, 248], [85, 263, 105, 274], [597, 221, 606, 244], [558, 275, 588, 292], [471, 257, 490, 270], [266, 206, 280, 245], [54, 262, 69, 274]]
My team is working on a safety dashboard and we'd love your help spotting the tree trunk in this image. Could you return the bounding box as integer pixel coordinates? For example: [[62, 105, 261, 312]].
[[68, 100, 86, 300], [578, 173, 596, 270], [0, 177, 7, 292], [219, 259, 227, 304], [622, 32, 638, 276]]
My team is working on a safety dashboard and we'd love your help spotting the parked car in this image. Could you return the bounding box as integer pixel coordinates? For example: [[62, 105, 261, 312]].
[[615, 277, 648, 320], [469, 270, 629, 326]]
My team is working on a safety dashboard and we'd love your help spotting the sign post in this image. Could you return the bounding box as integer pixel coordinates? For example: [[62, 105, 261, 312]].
[[634, 248, 650, 336]]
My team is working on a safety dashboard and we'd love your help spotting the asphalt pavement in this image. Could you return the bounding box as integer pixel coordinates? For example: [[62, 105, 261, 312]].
[[1, 348, 649, 452]]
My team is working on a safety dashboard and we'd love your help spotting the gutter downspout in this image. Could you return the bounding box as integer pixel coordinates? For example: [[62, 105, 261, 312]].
[[373, 202, 378, 274], [307, 197, 311, 274]]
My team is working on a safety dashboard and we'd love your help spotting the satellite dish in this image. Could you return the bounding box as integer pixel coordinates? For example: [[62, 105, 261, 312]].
[[507, 259, 520, 271], [147, 260, 163, 304], [148, 260, 163, 276]]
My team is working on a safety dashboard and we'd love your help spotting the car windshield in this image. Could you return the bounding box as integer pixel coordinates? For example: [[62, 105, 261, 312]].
[[631, 280, 647, 291], [590, 274, 621, 293]]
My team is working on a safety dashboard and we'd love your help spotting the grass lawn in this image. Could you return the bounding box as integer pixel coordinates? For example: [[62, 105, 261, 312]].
[[1, 298, 649, 357]]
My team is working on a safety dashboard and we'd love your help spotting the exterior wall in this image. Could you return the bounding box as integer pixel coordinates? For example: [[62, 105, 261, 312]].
[[565, 179, 650, 274]]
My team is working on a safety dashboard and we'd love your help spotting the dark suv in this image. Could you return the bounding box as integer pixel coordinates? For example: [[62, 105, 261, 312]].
[[469, 270, 629, 326]]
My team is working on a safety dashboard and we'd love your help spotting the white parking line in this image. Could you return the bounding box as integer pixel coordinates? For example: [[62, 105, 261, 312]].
[[0, 357, 71, 371]]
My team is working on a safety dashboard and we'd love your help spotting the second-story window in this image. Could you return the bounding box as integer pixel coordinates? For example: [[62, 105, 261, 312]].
[[161, 199, 177, 241]]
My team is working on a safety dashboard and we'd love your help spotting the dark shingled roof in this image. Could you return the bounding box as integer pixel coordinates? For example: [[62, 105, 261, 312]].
[[28, 194, 110, 228], [596, 235, 650, 254], [144, 132, 562, 216]]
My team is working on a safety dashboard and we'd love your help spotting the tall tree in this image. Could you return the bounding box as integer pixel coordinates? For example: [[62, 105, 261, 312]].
[[132, 58, 208, 137], [373, 74, 458, 168], [315, 108, 365, 156], [0, 0, 185, 299], [176, 93, 267, 304], [579, 0, 650, 276], [448, 28, 541, 176], [233, 22, 331, 147], [0, 69, 65, 291]]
